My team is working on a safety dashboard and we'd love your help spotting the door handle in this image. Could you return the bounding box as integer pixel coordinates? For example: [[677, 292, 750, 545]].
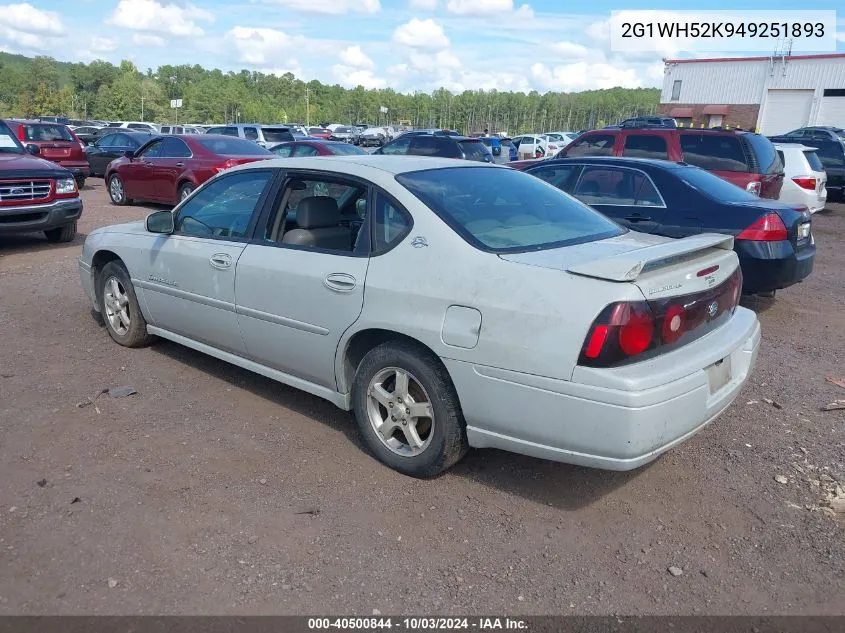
[[175, 162, 184, 167], [324, 273, 357, 292], [210, 253, 232, 270], [625, 214, 651, 222]]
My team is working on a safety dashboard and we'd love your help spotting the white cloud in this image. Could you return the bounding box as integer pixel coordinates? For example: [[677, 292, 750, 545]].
[[132, 33, 166, 47], [550, 41, 589, 59], [226, 26, 296, 65], [108, 0, 214, 37], [409, 0, 437, 8], [332, 65, 386, 89], [531, 61, 642, 90], [408, 50, 461, 72], [0, 3, 64, 52], [446, 0, 531, 16], [836, 31, 845, 42], [90, 36, 118, 52], [264, 0, 380, 14], [392, 18, 449, 49], [647, 62, 666, 82], [339, 45, 374, 70]]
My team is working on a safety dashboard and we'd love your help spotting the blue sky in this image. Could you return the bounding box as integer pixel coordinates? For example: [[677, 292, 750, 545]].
[[1, 0, 843, 93]]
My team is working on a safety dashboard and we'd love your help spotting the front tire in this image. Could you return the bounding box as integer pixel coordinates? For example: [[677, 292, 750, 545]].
[[44, 222, 77, 243], [352, 341, 468, 478], [98, 261, 154, 348], [108, 174, 130, 206]]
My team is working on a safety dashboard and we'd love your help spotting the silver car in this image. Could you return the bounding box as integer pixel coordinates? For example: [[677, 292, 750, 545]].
[[79, 156, 760, 477]]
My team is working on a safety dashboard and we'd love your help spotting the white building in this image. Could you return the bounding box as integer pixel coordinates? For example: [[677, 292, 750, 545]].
[[658, 53, 845, 134]]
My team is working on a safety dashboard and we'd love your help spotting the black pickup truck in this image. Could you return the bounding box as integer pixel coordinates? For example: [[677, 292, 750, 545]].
[[0, 119, 82, 243]]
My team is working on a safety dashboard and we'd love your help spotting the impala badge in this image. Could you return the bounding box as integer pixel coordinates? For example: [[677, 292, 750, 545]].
[[410, 236, 428, 248], [708, 301, 718, 318]]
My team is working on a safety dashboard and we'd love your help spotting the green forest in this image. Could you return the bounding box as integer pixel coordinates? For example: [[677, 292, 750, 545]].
[[0, 52, 660, 134]]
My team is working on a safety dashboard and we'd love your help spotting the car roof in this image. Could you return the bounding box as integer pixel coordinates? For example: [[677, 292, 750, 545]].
[[227, 155, 503, 176], [537, 156, 686, 171]]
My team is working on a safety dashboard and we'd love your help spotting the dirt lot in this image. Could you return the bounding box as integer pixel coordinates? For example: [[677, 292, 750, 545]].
[[0, 179, 843, 615]]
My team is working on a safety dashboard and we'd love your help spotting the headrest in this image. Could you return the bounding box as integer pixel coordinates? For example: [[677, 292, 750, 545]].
[[297, 196, 340, 229]]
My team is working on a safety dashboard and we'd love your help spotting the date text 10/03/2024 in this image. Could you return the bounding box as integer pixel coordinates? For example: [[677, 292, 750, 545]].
[[307, 617, 529, 630]]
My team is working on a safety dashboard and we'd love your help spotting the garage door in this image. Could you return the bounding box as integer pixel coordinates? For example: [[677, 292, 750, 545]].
[[817, 92, 845, 127], [759, 89, 813, 135]]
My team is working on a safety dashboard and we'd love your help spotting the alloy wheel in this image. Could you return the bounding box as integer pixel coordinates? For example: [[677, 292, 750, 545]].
[[366, 367, 435, 457], [103, 276, 131, 336]]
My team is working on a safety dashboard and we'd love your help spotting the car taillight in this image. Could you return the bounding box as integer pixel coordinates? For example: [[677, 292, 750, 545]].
[[792, 176, 816, 190], [736, 213, 788, 241], [17, 126, 25, 142], [579, 268, 742, 367], [213, 159, 239, 174], [745, 180, 762, 196]]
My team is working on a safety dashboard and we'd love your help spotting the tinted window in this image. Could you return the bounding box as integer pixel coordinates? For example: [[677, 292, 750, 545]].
[[23, 124, 73, 142], [160, 137, 192, 158], [328, 143, 367, 155], [196, 137, 273, 156], [293, 144, 320, 157], [396, 167, 624, 253], [243, 127, 259, 141], [410, 136, 447, 157], [742, 134, 782, 174], [815, 141, 845, 167], [262, 128, 293, 142], [206, 126, 239, 137], [622, 134, 668, 159], [128, 123, 153, 131], [380, 137, 411, 155], [563, 134, 616, 157], [459, 140, 492, 161], [160, 126, 172, 134], [140, 140, 163, 158], [528, 165, 577, 190], [97, 134, 119, 148], [271, 144, 294, 157], [573, 167, 663, 207], [803, 150, 824, 172], [176, 171, 272, 238], [784, 130, 806, 138], [679, 134, 749, 172], [675, 166, 758, 202], [373, 192, 412, 252]]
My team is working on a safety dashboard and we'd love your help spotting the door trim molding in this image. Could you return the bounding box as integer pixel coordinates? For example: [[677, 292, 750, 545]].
[[236, 305, 329, 336], [134, 278, 236, 313]]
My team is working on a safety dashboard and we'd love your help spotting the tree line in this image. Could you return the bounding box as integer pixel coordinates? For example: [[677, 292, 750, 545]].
[[0, 53, 660, 134]]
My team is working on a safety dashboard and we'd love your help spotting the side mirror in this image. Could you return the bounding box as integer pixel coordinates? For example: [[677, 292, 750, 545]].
[[25, 144, 40, 156], [123, 150, 135, 159], [145, 210, 174, 234]]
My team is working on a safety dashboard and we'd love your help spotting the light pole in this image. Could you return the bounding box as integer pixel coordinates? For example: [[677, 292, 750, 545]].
[[141, 95, 145, 122]]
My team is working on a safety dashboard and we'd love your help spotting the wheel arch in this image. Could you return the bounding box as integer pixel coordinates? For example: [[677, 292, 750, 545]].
[[90, 250, 124, 305]]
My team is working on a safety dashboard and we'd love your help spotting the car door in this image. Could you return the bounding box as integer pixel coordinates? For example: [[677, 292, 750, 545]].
[[234, 171, 378, 389], [140, 169, 277, 355], [814, 140, 845, 198], [123, 139, 163, 201], [88, 134, 118, 175], [570, 165, 666, 233], [155, 137, 193, 204]]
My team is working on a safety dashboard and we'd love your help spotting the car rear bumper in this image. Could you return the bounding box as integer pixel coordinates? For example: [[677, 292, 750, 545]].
[[736, 239, 815, 293], [55, 162, 90, 179], [443, 307, 761, 471], [0, 198, 83, 235]]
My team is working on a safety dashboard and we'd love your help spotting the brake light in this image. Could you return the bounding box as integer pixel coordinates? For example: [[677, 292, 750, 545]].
[[736, 213, 788, 241], [213, 159, 238, 174], [662, 304, 686, 344], [17, 126, 25, 142], [745, 180, 762, 196], [792, 176, 816, 190], [618, 305, 654, 356]]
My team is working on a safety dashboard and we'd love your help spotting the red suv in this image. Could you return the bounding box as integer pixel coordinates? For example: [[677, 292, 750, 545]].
[[3, 120, 89, 188], [513, 126, 785, 199]]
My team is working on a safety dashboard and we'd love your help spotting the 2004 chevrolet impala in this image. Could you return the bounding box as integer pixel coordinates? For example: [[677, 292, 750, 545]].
[[79, 156, 761, 477]]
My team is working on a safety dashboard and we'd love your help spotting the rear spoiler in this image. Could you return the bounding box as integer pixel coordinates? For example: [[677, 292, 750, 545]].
[[567, 233, 735, 282]]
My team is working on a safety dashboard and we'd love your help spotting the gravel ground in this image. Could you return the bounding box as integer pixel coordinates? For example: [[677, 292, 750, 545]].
[[0, 180, 843, 615]]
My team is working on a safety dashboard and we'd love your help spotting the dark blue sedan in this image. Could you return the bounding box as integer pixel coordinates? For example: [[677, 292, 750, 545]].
[[524, 157, 815, 296]]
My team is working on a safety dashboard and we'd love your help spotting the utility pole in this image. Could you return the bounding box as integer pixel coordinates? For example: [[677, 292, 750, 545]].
[[305, 87, 310, 127], [141, 95, 145, 122]]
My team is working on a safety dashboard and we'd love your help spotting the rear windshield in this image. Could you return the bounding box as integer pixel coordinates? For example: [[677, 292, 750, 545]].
[[262, 128, 293, 142], [675, 166, 758, 202], [803, 150, 824, 171], [0, 121, 24, 153], [679, 133, 750, 172], [742, 133, 782, 174], [459, 139, 492, 160], [197, 136, 273, 156], [334, 126, 353, 133], [396, 167, 624, 253], [23, 124, 73, 142], [328, 143, 367, 155]]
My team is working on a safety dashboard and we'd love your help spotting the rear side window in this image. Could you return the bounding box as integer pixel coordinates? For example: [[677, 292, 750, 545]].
[[262, 128, 294, 142], [622, 134, 668, 160], [573, 167, 664, 207], [676, 166, 758, 202], [196, 137, 273, 156], [23, 124, 73, 142], [410, 136, 457, 158], [742, 133, 782, 174], [803, 150, 824, 172], [563, 134, 616, 157], [244, 127, 259, 141], [679, 134, 749, 172], [161, 137, 192, 158], [815, 141, 845, 167], [529, 165, 578, 190], [459, 140, 492, 161], [207, 127, 239, 137]]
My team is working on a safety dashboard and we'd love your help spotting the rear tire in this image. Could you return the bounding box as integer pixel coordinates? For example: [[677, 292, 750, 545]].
[[178, 182, 195, 203], [108, 174, 130, 206], [98, 261, 154, 348], [44, 222, 77, 243], [352, 341, 468, 478], [76, 176, 86, 189]]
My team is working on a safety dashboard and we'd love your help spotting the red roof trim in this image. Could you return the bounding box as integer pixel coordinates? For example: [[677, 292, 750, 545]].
[[664, 53, 845, 64]]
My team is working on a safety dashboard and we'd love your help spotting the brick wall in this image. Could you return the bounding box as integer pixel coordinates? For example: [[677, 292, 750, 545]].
[[657, 103, 760, 131]]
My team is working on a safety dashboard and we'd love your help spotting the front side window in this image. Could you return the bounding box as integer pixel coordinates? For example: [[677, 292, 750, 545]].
[[622, 134, 669, 160], [139, 140, 163, 158], [528, 165, 577, 190], [379, 137, 411, 155], [293, 144, 320, 157], [573, 167, 664, 207], [271, 144, 294, 157], [563, 134, 616, 157], [679, 133, 749, 172], [97, 134, 119, 148], [397, 167, 623, 253], [175, 170, 273, 239]]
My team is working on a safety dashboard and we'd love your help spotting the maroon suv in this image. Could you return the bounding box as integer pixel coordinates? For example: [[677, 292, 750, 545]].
[[512, 126, 784, 199], [3, 120, 89, 188], [0, 119, 82, 243]]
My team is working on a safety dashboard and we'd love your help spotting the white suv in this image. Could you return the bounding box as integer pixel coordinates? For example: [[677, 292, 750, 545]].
[[774, 143, 827, 214]]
